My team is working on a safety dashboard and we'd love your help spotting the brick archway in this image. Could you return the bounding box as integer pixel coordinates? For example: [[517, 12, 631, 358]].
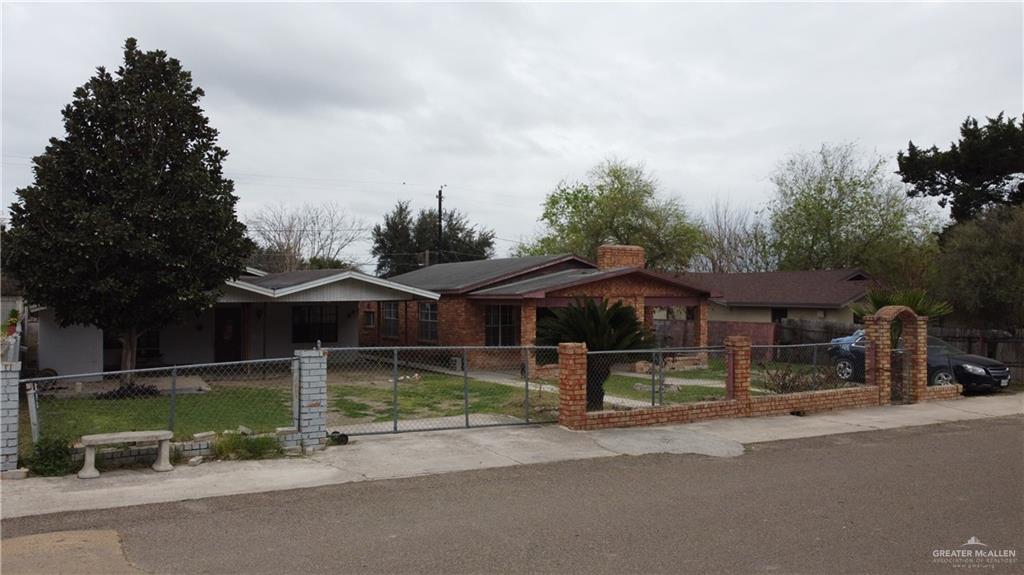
[[863, 305, 929, 404]]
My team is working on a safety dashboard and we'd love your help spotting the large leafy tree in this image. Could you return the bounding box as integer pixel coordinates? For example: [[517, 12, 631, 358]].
[[897, 113, 1024, 223], [4, 38, 253, 371], [767, 143, 939, 288], [535, 298, 648, 411], [371, 200, 495, 277], [516, 159, 701, 271], [931, 205, 1024, 329]]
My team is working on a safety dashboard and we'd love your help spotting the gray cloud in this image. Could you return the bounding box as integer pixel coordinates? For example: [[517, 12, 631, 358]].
[[3, 2, 1021, 265]]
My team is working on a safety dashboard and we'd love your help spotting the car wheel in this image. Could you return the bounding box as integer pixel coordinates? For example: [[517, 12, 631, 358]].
[[834, 358, 855, 381], [931, 368, 954, 386]]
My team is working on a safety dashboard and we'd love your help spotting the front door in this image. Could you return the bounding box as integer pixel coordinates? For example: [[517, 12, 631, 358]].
[[215, 307, 243, 362]]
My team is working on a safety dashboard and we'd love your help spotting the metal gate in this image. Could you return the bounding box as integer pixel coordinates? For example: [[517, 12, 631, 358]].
[[890, 349, 910, 404], [320, 346, 559, 435]]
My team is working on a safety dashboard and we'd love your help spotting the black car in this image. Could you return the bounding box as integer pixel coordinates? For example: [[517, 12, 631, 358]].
[[828, 330, 1011, 390]]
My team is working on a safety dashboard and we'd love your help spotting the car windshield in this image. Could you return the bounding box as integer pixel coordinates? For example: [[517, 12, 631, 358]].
[[927, 336, 964, 355]]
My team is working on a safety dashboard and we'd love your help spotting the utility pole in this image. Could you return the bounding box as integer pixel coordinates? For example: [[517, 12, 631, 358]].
[[436, 185, 445, 263]]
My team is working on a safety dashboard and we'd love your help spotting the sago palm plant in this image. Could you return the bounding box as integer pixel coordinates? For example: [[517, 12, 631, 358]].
[[852, 288, 953, 347], [536, 298, 649, 411]]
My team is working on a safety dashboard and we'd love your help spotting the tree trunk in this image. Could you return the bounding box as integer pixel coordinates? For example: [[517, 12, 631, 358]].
[[119, 328, 140, 385]]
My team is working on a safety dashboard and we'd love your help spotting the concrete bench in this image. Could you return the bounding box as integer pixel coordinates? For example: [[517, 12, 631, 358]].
[[78, 430, 174, 479]]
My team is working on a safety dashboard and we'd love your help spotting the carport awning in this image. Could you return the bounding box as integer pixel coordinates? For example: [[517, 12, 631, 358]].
[[223, 270, 439, 303]]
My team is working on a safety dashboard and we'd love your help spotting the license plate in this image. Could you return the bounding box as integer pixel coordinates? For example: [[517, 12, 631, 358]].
[[1001, 378, 1010, 387]]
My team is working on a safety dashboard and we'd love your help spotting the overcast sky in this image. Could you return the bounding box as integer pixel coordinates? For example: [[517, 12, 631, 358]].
[[2, 2, 1022, 267]]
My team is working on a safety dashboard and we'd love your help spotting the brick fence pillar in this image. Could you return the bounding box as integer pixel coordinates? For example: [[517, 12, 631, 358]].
[[864, 316, 892, 405], [906, 316, 929, 403], [1, 362, 21, 474], [724, 336, 751, 409], [557, 342, 588, 430], [295, 350, 327, 453]]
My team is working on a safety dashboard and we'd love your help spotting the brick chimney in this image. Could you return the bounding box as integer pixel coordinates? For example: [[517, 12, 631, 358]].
[[596, 245, 646, 270]]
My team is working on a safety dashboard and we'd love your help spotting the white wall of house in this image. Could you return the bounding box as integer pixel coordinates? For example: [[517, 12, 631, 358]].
[[787, 307, 856, 323], [159, 308, 216, 365], [37, 308, 103, 376], [706, 303, 856, 324], [707, 304, 772, 323]]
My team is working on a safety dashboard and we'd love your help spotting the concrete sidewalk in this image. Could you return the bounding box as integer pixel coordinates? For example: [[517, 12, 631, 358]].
[[2, 393, 1020, 520]]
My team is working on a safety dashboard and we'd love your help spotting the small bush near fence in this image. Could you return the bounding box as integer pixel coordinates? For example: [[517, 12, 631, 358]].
[[751, 344, 857, 394], [25, 435, 76, 476], [213, 434, 283, 460]]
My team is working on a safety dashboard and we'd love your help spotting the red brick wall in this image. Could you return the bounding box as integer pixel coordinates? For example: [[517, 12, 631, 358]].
[[710, 321, 777, 346], [558, 333, 957, 432], [920, 384, 963, 401], [596, 245, 646, 270]]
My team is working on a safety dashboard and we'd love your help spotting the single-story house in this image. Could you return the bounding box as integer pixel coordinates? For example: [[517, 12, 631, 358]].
[[654, 269, 871, 346], [677, 269, 871, 323], [357, 245, 712, 350], [35, 268, 439, 375]]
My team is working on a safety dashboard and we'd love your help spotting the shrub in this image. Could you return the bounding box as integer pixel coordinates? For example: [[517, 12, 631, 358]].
[[213, 434, 282, 460], [27, 436, 76, 476], [757, 362, 849, 394]]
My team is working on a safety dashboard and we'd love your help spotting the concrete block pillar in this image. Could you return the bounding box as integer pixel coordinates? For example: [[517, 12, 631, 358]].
[[295, 350, 327, 452], [1, 362, 21, 473], [557, 343, 588, 430], [724, 336, 751, 407]]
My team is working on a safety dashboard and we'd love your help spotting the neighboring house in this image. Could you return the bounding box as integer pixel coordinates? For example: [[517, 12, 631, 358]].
[[678, 269, 871, 323], [657, 269, 871, 346], [358, 245, 711, 350], [35, 268, 438, 375], [0, 274, 25, 325]]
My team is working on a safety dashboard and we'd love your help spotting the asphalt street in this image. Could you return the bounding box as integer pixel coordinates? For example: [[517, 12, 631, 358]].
[[3, 416, 1023, 574]]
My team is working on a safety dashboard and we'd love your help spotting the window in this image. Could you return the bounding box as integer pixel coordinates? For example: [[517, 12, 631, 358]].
[[363, 310, 376, 329], [770, 308, 788, 323], [418, 302, 438, 341], [291, 306, 338, 343], [382, 302, 399, 337], [485, 305, 520, 347]]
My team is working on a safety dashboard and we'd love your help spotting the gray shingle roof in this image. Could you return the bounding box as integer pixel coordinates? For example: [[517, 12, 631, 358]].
[[238, 269, 350, 290], [388, 255, 589, 293], [675, 269, 870, 308], [469, 267, 710, 298], [469, 269, 611, 296]]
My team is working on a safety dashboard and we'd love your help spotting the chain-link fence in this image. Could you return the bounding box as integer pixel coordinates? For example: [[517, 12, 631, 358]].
[[323, 346, 559, 435], [751, 343, 860, 395], [22, 358, 296, 449], [586, 347, 729, 410]]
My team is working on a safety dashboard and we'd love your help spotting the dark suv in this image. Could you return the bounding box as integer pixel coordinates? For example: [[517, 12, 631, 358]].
[[828, 330, 1011, 390]]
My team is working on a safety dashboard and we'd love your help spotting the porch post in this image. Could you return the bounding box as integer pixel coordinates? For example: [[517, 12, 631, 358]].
[[695, 301, 709, 348], [520, 301, 537, 374]]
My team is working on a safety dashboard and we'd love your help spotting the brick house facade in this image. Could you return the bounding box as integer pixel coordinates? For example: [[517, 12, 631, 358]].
[[358, 245, 710, 349]]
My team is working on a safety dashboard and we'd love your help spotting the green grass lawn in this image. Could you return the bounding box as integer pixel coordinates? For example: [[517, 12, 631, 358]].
[[664, 365, 728, 381], [31, 388, 293, 445], [329, 373, 558, 422], [601, 374, 729, 403]]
